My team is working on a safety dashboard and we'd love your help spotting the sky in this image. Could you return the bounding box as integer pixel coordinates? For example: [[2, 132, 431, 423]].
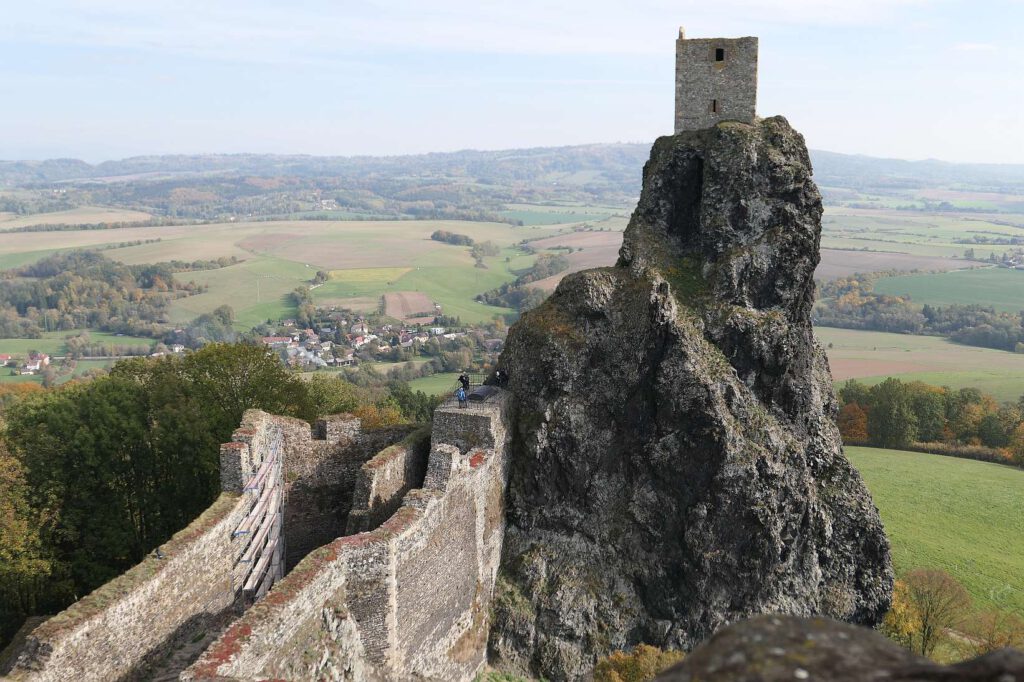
[[1, 0, 1022, 163]]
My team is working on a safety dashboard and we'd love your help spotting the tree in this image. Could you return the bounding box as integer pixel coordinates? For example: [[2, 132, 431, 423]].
[[868, 379, 918, 448], [304, 373, 361, 417], [882, 579, 921, 651], [837, 403, 869, 442], [5, 343, 317, 635], [903, 569, 971, 657], [959, 608, 1024, 657]]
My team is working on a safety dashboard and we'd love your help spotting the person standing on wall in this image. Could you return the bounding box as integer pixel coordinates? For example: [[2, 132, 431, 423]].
[[459, 371, 470, 392]]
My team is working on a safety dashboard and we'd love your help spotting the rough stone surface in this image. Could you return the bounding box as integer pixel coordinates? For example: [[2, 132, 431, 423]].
[[675, 29, 757, 133], [489, 117, 893, 681], [654, 615, 1024, 681], [185, 392, 514, 682], [2, 410, 412, 682]]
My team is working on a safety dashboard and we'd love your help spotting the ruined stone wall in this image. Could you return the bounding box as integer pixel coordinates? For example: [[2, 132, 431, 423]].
[[186, 392, 513, 682], [3, 494, 248, 682], [674, 30, 758, 133], [346, 427, 431, 534], [283, 418, 420, 569], [2, 409, 378, 682]]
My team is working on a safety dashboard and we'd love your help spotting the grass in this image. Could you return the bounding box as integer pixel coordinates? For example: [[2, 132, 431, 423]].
[[873, 267, 1024, 313], [818, 327, 1024, 402], [408, 372, 461, 396], [847, 446, 1024, 617], [0, 330, 153, 358]]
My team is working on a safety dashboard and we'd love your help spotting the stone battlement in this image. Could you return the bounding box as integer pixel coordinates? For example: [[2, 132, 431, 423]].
[[1, 410, 419, 682], [185, 389, 513, 681]]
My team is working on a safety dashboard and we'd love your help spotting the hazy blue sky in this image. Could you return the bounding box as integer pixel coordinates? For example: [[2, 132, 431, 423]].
[[2, 0, 1022, 163]]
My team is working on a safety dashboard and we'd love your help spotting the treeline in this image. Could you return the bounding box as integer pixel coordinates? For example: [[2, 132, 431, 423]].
[[476, 253, 570, 311], [0, 343, 441, 647], [815, 270, 1024, 352], [3, 217, 198, 233], [0, 251, 238, 339], [838, 378, 1024, 464], [431, 230, 474, 246]]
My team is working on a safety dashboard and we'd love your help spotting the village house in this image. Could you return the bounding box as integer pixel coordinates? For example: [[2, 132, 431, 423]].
[[0, 354, 12, 366], [21, 353, 50, 375]]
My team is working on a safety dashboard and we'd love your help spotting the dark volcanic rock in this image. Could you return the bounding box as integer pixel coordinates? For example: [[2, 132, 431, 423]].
[[654, 615, 1024, 682], [488, 117, 893, 680]]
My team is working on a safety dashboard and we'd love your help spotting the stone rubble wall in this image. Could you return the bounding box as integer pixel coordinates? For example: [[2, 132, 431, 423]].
[[185, 391, 513, 682], [2, 494, 249, 682], [283, 416, 419, 569], [346, 427, 432, 535], [1, 409, 373, 682]]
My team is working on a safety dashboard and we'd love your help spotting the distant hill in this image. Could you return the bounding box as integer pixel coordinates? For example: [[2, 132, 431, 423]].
[[3, 145, 1024, 193]]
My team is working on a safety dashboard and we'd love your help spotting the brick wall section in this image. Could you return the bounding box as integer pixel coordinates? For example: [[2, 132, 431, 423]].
[[346, 426, 432, 534], [185, 390, 514, 682], [674, 29, 758, 133]]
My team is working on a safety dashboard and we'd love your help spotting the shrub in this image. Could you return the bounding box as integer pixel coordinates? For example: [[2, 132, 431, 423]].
[[594, 644, 685, 682]]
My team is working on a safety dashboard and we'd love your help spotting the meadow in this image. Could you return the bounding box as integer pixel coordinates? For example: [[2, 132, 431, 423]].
[[818, 327, 1024, 401], [873, 266, 1024, 313], [847, 446, 1024, 617]]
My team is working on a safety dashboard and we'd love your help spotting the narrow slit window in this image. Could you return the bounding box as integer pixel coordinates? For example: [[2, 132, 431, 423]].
[[715, 47, 725, 61], [710, 99, 718, 114]]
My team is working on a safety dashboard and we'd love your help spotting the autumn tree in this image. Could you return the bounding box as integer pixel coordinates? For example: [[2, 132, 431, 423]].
[[959, 608, 1024, 657], [881, 579, 921, 650], [837, 402, 869, 442], [903, 569, 971, 657]]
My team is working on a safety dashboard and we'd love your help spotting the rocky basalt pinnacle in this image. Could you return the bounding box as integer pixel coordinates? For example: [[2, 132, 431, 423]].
[[488, 117, 893, 682]]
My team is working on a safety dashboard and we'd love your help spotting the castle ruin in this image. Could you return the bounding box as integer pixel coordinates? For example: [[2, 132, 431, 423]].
[[2, 393, 513, 681], [674, 27, 758, 132]]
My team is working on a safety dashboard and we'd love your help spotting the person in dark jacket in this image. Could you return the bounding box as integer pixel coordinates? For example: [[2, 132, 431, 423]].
[[458, 372, 470, 392]]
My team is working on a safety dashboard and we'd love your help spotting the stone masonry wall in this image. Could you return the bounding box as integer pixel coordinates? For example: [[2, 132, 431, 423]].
[[2, 409, 377, 682], [185, 391, 514, 682], [3, 496, 249, 682], [283, 418, 420, 569], [346, 427, 431, 535], [674, 29, 757, 133]]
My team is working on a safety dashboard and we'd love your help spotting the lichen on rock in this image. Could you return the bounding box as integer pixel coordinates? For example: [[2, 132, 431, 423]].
[[488, 117, 893, 681]]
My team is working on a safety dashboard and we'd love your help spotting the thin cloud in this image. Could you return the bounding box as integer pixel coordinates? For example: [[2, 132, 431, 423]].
[[953, 42, 998, 51]]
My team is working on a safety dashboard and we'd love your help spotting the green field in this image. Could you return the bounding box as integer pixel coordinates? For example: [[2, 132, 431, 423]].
[[0, 331, 153, 358], [874, 266, 1024, 313], [847, 446, 1024, 617], [818, 327, 1024, 402], [408, 372, 461, 396]]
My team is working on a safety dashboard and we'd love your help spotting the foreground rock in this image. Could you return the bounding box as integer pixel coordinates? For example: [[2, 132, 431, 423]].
[[488, 117, 893, 680], [654, 615, 1024, 681]]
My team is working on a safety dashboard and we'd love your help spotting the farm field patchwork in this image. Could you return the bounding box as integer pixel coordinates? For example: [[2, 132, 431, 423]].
[[847, 446, 1024, 617], [818, 327, 1024, 402]]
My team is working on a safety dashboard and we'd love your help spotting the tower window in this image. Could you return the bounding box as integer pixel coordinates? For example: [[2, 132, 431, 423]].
[[715, 47, 725, 61], [710, 99, 718, 114]]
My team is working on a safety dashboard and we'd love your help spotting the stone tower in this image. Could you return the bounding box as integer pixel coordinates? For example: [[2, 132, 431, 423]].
[[674, 27, 758, 133]]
